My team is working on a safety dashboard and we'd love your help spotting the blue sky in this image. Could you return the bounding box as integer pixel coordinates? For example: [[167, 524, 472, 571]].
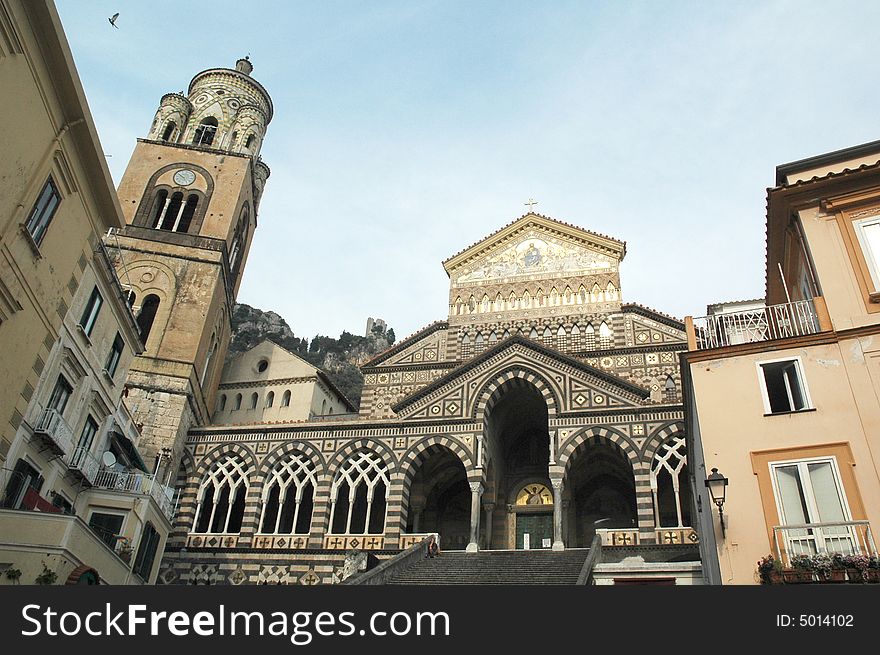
[[57, 1, 880, 342]]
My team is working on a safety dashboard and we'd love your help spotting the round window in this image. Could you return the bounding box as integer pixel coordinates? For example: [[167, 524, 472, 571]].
[[257, 360, 268, 372]]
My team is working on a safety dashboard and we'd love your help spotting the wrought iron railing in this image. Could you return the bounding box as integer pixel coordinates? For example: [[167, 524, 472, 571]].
[[692, 299, 820, 350], [92, 469, 178, 520], [66, 446, 100, 485], [772, 520, 877, 568], [33, 408, 74, 457]]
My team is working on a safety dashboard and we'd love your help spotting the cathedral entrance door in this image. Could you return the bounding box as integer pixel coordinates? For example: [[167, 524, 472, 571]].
[[516, 513, 553, 549]]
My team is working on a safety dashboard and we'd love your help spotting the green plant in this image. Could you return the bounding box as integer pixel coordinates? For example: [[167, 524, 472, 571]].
[[34, 563, 57, 585], [790, 554, 814, 571], [811, 553, 833, 573], [757, 554, 782, 583], [4, 567, 22, 582]]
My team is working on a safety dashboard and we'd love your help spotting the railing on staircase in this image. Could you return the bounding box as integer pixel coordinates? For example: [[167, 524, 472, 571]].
[[576, 534, 603, 585], [341, 537, 432, 585]]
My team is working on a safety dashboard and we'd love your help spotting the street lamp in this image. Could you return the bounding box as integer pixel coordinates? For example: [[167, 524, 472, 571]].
[[705, 467, 728, 537]]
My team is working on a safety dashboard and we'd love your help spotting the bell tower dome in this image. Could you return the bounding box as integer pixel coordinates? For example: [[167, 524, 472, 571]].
[[106, 57, 273, 475]]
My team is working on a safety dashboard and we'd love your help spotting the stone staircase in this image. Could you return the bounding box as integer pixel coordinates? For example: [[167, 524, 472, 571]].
[[384, 548, 591, 585]]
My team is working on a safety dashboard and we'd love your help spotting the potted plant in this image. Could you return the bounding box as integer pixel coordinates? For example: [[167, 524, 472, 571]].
[[813, 553, 845, 582], [784, 554, 815, 583], [35, 563, 57, 585], [757, 554, 783, 584], [4, 567, 22, 584], [866, 555, 880, 583], [840, 554, 868, 582]]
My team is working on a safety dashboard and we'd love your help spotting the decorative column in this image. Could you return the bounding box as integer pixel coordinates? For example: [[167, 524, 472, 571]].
[[552, 478, 565, 551], [412, 504, 424, 533], [483, 503, 495, 549], [466, 482, 483, 552]]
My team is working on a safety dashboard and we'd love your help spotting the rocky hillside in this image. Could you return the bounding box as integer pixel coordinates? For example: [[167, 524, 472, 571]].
[[227, 303, 395, 409]]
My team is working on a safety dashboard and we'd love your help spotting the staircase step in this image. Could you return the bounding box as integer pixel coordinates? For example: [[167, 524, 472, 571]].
[[385, 549, 590, 586]]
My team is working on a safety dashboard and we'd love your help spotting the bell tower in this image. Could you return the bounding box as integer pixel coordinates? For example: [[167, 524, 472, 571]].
[[106, 57, 272, 473]]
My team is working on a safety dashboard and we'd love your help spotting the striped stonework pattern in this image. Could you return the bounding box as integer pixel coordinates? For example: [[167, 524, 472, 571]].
[[392, 436, 476, 536]]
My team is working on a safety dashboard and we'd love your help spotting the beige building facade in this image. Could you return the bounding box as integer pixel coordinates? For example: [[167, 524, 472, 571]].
[[684, 140, 880, 584], [0, 0, 124, 466]]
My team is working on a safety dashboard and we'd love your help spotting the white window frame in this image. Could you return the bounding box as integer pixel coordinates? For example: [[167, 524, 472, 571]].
[[87, 508, 128, 550], [768, 455, 855, 556], [853, 214, 880, 291], [755, 355, 813, 415]]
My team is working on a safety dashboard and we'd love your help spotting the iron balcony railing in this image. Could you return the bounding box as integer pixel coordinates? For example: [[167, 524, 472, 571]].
[[33, 408, 74, 457], [66, 446, 100, 485], [92, 469, 179, 520], [773, 520, 877, 568], [692, 299, 820, 350]]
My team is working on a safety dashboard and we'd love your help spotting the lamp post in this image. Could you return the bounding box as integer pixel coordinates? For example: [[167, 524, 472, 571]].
[[705, 468, 728, 537]]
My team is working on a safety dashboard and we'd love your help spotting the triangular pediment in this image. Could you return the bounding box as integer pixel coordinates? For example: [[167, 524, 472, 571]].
[[443, 213, 625, 286], [362, 322, 448, 368], [393, 335, 648, 421]]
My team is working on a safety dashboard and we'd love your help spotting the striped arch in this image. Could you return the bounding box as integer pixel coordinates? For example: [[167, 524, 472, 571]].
[[472, 366, 560, 421], [644, 421, 686, 462], [168, 449, 198, 546], [325, 438, 398, 475], [397, 437, 475, 514], [391, 438, 475, 544], [557, 426, 641, 474], [194, 442, 258, 479], [257, 440, 326, 479], [558, 425, 655, 541]]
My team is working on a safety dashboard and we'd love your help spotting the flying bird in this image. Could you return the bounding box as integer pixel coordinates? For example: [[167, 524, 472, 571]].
[[108, 13, 119, 28]]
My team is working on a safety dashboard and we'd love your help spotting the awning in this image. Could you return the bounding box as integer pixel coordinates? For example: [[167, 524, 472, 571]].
[[109, 430, 149, 472]]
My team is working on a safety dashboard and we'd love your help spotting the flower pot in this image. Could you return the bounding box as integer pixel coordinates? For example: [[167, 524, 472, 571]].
[[865, 570, 880, 584], [822, 569, 846, 583], [845, 568, 864, 583], [783, 569, 814, 584], [768, 571, 783, 585]]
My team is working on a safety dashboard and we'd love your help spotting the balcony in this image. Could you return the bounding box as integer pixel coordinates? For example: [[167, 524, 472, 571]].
[[32, 408, 74, 457], [92, 469, 178, 521], [686, 299, 827, 351], [772, 520, 877, 567], [66, 446, 100, 485]]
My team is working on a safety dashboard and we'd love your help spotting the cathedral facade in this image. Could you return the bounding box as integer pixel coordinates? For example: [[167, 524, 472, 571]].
[[106, 58, 696, 585]]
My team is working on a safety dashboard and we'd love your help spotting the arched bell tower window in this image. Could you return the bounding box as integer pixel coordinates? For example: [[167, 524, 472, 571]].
[[229, 205, 250, 279], [245, 134, 256, 151], [136, 295, 160, 345], [193, 116, 218, 146], [161, 121, 176, 141]]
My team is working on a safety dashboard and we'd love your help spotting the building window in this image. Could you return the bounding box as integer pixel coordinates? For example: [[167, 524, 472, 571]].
[[664, 375, 676, 402], [265, 391, 274, 408], [192, 117, 218, 146], [250, 392, 258, 409], [854, 215, 880, 291], [133, 522, 161, 580], [79, 287, 103, 337], [88, 511, 125, 549], [217, 394, 227, 412], [161, 121, 176, 141], [47, 375, 73, 416], [329, 450, 389, 535], [233, 393, 242, 411], [770, 457, 854, 557], [51, 492, 73, 515], [192, 454, 249, 534], [259, 453, 316, 535], [105, 333, 124, 377], [650, 436, 692, 528], [758, 358, 811, 414], [136, 295, 160, 344], [281, 390, 291, 407], [1, 459, 43, 509], [24, 177, 61, 246], [71, 416, 99, 470]]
